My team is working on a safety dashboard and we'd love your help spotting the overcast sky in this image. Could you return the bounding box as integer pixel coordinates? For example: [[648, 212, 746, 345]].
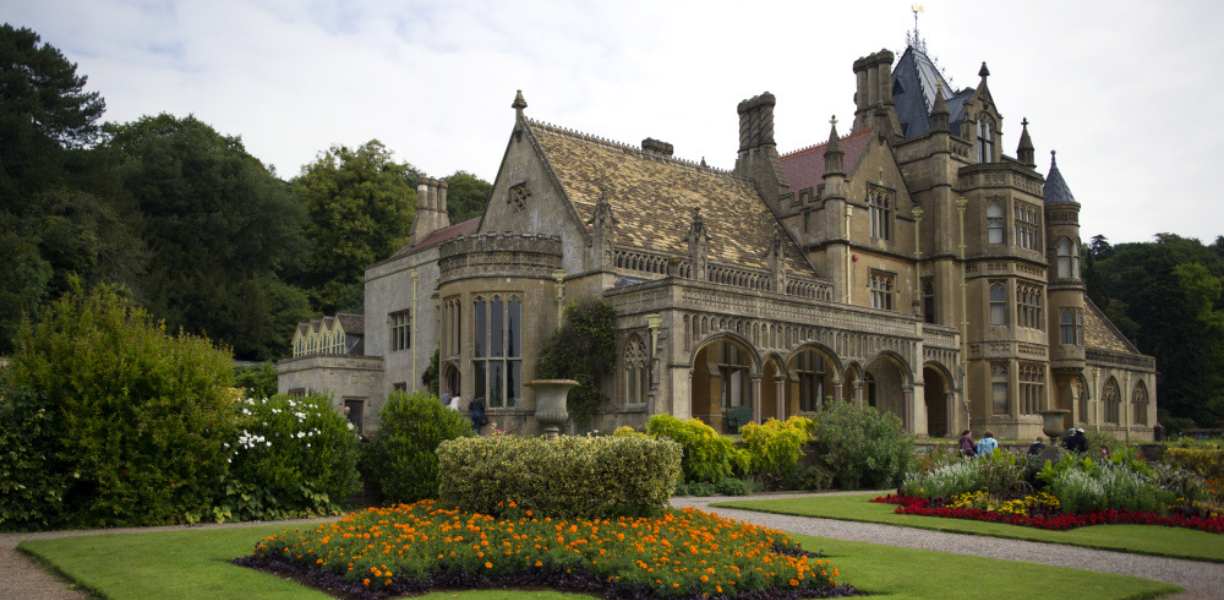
[[5, 0, 1221, 245]]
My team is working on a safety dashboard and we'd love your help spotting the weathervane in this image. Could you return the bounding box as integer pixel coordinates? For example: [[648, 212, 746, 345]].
[[906, 5, 927, 54]]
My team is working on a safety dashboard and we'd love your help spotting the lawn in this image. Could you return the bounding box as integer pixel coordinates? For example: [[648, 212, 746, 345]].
[[713, 493, 1224, 562], [18, 516, 1178, 600]]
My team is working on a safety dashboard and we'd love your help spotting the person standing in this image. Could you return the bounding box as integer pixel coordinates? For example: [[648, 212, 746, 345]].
[[976, 430, 999, 456], [1028, 436, 1046, 455], [468, 396, 487, 434], [958, 430, 977, 457], [1072, 428, 1089, 453], [440, 389, 452, 407]]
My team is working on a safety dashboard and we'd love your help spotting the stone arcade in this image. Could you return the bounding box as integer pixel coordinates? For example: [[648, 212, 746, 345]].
[[279, 36, 1156, 441]]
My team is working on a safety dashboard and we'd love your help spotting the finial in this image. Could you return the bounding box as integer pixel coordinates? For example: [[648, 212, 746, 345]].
[[906, 5, 926, 53], [830, 115, 838, 127], [700, 157, 707, 167], [1021, 117, 1029, 128], [512, 89, 527, 110], [979, 62, 990, 78]]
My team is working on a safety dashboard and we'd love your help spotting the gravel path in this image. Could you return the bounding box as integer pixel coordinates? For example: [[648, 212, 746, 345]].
[[2, 493, 1219, 600]]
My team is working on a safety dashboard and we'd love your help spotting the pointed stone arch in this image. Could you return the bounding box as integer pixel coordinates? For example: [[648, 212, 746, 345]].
[[922, 361, 954, 438], [689, 334, 762, 433], [865, 351, 912, 428]]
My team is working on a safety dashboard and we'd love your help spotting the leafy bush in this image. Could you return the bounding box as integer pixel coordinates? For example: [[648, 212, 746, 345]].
[[217, 392, 360, 522], [1047, 463, 1174, 514], [0, 385, 70, 531], [1083, 429, 1126, 458], [437, 435, 681, 519], [809, 402, 914, 490], [646, 414, 749, 483], [787, 464, 834, 491], [714, 477, 750, 496], [902, 451, 1029, 498], [535, 299, 617, 428], [1163, 448, 1224, 479], [232, 361, 278, 400], [739, 416, 813, 489], [6, 283, 235, 527], [361, 390, 474, 503]]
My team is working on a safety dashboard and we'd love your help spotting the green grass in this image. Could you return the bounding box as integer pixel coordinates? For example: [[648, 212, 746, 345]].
[[713, 493, 1224, 562], [18, 521, 1179, 600]]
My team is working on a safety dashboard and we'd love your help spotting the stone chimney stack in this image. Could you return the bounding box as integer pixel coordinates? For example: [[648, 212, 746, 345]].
[[642, 138, 674, 156], [408, 176, 452, 246], [734, 92, 790, 209], [852, 49, 901, 139]]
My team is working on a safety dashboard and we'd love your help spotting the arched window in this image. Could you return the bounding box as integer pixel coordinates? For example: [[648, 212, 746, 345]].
[[986, 201, 1005, 245], [989, 282, 1007, 326], [977, 117, 994, 163], [1057, 239, 1073, 279], [991, 362, 1009, 415], [1133, 381, 1149, 426], [1103, 377, 1121, 424], [624, 336, 648, 404]]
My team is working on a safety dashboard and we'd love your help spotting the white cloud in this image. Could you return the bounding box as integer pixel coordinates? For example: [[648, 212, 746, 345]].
[[4, 0, 1221, 243]]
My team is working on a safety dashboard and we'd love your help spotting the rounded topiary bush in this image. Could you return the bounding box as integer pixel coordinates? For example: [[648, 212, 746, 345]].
[[361, 390, 475, 503], [810, 401, 915, 490], [646, 414, 748, 483]]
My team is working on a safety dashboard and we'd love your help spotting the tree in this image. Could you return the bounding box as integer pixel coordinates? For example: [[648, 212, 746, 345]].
[[293, 140, 417, 313], [105, 114, 309, 360], [443, 170, 492, 223], [536, 298, 618, 428]]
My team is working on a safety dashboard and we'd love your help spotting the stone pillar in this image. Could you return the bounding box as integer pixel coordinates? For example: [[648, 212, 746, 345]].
[[774, 374, 786, 421], [853, 380, 864, 406], [751, 376, 762, 424]]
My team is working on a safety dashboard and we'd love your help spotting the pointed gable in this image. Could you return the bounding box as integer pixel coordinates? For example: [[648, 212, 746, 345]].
[[779, 128, 875, 193], [1084, 298, 1141, 354], [527, 120, 810, 274]]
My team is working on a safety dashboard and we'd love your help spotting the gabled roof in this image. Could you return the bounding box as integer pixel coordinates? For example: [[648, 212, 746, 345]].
[[527, 119, 811, 274], [892, 46, 970, 138], [391, 217, 482, 258], [1084, 297, 1140, 354], [336, 312, 365, 336], [779, 128, 875, 193], [1043, 152, 1077, 204]]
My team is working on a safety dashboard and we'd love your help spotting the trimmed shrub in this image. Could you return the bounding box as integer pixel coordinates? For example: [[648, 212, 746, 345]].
[[7, 283, 234, 528], [0, 385, 70, 531], [437, 435, 681, 519], [788, 464, 834, 491], [809, 401, 914, 490], [217, 392, 360, 522], [645, 414, 749, 483], [1164, 448, 1224, 479], [361, 390, 474, 503], [739, 416, 814, 489], [714, 477, 750, 496]]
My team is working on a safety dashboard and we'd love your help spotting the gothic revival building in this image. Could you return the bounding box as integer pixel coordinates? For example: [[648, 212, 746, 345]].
[[279, 37, 1156, 440]]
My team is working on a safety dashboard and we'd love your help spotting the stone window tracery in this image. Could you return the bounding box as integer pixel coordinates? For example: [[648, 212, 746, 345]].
[[1103, 377, 1121, 424], [473, 295, 522, 408], [922, 278, 936, 324], [390, 310, 411, 352], [1014, 202, 1041, 250], [986, 201, 1005, 244], [870, 271, 895, 310], [624, 336, 648, 405], [1017, 282, 1043, 330], [989, 282, 1007, 326], [1133, 381, 1149, 426], [991, 362, 1009, 415], [508, 183, 530, 212], [1060, 308, 1083, 345], [977, 117, 994, 163], [1019, 363, 1044, 415], [869, 187, 893, 241]]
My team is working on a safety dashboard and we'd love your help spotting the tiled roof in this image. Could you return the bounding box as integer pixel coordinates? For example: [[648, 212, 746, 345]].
[[528, 120, 812, 274], [778, 128, 875, 193], [336, 312, 364, 335], [1044, 152, 1077, 204], [391, 217, 482, 258], [893, 46, 970, 139], [1083, 298, 1139, 354]]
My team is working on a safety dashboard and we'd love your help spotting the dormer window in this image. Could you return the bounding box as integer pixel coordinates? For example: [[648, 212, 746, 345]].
[[977, 118, 994, 163]]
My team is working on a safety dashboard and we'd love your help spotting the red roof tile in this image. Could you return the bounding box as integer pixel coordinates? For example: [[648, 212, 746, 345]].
[[392, 217, 482, 258], [780, 128, 875, 193]]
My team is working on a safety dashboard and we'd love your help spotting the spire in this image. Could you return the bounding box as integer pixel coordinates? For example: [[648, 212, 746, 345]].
[[511, 90, 528, 140], [978, 62, 990, 79], [512, 89, 527, 111], [1017, 117, 1035, 167], [1044, 151, 1078, 204], [930, 81, 949, 132], [823, 115, 844, 175]]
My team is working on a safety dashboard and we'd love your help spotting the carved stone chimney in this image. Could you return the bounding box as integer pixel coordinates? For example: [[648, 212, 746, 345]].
[[409, 176, 451, 245]]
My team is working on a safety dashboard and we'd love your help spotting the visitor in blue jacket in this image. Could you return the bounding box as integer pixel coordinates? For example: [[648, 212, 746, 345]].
[[976, 430, 999, 456]]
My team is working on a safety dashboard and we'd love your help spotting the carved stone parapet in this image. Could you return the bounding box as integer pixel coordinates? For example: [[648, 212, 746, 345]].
[[439, 233, 563, 283]]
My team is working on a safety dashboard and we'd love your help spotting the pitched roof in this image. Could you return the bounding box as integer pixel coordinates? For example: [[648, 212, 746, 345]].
[[336, 312, 365, 335], [779, 128, 875, 193], [1083, 297, 1140, 354], [391, 217, 482, 258], [892, 46, 970, 139], [1043, 152, 1077, 204], [527, 120, 811, 274]]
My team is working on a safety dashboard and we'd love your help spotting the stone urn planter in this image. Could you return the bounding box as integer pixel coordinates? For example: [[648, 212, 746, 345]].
[[528, 379, 579, 440], [1039, 409, 1072, 442]]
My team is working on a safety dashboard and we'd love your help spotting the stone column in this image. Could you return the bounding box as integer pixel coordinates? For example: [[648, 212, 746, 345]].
[[774, 374, 786, 420], [751, 375, 762, 423]]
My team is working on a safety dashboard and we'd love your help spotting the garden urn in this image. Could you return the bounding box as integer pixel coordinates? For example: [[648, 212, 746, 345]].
[[1039, 409, 1071, 441], [528, 379, 579, 440]]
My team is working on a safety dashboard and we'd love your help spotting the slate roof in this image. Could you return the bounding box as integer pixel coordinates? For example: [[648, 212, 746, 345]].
[[1043, 152, 1077, 204], [527, 119, 812, 275], [779, 128, 875, 193], [1084, 298, 1140, 354], [391, 217, 482, 258], [892, 46, 971, 139], [336, 312, 364, 335]]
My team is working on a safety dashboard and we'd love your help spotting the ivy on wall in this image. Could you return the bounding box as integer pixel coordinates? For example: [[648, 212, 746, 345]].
[[536, 298, 617, 428]]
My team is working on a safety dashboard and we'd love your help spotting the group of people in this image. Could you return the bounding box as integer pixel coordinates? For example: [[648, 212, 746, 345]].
[[956, 427, 1100, 458], [957, 429, 999, 457], [439, 389, 488, 433]]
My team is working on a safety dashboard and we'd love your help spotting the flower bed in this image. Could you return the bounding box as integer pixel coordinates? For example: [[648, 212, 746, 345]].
[[235, 500, 857, 600], [872, 493, 1224, 534]]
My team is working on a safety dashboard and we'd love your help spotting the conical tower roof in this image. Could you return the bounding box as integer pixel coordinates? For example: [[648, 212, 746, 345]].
[[1044, 151, 1077, 204]]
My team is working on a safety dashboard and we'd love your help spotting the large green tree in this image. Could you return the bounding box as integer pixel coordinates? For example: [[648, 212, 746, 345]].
[[293, 140, 418, 313], [105, 114, 309, 360], [0, 24, 143, 354], [443, 170, 492, 223], [1086, 233, 1224, 428]]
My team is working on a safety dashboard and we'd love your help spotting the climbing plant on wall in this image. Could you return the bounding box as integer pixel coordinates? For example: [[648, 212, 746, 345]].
[[536, 298, 617, 428]]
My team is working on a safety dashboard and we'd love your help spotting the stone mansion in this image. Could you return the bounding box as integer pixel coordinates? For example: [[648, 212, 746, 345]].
[[278, 36, 1156, 441]]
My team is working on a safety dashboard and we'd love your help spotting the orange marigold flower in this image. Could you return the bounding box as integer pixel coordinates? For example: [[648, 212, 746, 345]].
[[363, 579, 370, 586], [789, 579, 799, 586], [485, 562, 492, 568], [535, 561, 543, 567]]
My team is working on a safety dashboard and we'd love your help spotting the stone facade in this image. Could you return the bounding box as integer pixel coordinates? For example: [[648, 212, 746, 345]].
[[278, 37, 1156, 441]]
